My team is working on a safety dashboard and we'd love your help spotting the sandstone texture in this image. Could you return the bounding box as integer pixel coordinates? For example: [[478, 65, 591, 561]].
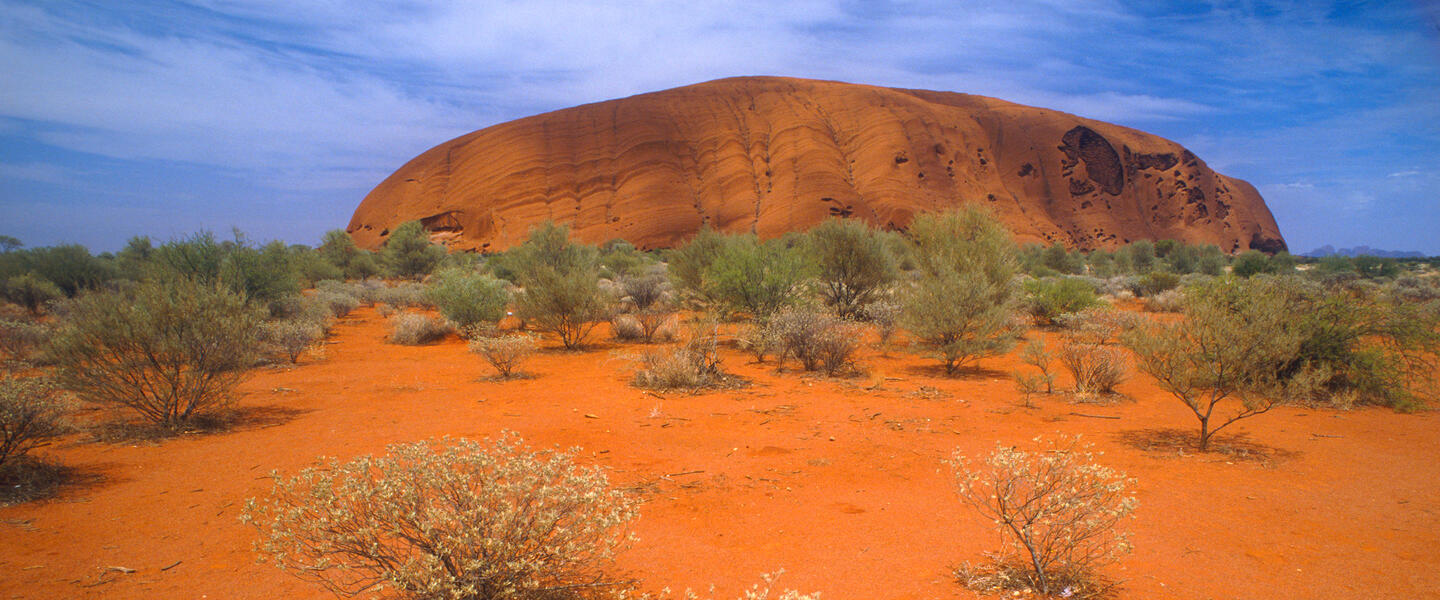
[[348, 76, 1285, 253]]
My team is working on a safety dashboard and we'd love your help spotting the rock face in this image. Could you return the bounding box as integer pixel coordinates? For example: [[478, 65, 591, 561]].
[[349, 77, 1285, 253]]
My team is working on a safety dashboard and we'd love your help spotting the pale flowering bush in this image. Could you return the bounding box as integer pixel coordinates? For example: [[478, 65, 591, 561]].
[[468, 333, 540, 379], [260, 319, 324, 364], [386, 313, 453, 345], [950, 438, 1136, 598], [242, 434, 639, 600]]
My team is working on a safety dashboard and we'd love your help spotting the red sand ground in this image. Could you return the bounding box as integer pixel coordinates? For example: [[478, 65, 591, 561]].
[[2, 307, 1436, 599]]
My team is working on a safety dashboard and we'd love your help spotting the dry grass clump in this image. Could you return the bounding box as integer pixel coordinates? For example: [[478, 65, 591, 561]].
[[610, 311, 678, 343], [386, 313, 453, 345], [242, 434, 638, 600], [631, 323, 727, 391], [951, 438, 1136, 599], [468, 333, 539, 379], [1058, 340, 1129, 397]]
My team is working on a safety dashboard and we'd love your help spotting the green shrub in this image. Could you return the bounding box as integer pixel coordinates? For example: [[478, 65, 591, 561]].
[[951, 438, 1135, 598], [242, 434, 638, 600], [425, 268, 510, 329], [805, 218, 898, 318], [510, 223, 607, 349], [901, 208, 1023, 375], [702, 235, 812, 319], [2, 273, 63, 314], [666, 227, 728, 304], [1136, 271, 1181, 297], [1024, 277, 1101, 325], [381, 221, 446, 279], [0, 376, 68, 469], [49, 278, 263, 428]]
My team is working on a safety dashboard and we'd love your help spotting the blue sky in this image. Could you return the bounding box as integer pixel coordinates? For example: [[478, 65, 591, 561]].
[[2, 0, 1437, 254]]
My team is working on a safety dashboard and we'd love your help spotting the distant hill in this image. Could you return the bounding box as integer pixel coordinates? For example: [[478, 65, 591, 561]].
[[1303, 245, 1426, 259]]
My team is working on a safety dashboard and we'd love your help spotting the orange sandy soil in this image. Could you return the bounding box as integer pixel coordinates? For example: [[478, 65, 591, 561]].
[[2, 307, 1437, 600]]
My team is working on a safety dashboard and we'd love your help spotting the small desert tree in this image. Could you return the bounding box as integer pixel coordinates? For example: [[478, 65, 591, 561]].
[[951, 438, 1136, 598], [1122, 277, 1316, 450], [900, 208, 1023, 374], [510, 222, 607, 349], [804, 218, 899, 318], [242, 434, 639, 600], [49, 277, 263, 428]]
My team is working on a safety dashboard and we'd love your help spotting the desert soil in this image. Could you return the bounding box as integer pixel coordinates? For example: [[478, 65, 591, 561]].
[[2, 307, 1436, 599]]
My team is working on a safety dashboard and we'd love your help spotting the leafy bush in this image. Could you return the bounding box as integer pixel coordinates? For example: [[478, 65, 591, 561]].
[[702, 235, 813, 319], [49, 278, 263, 428], [381, 221, 446, 279], [805, 218, 898, 318], [1024, 277, 1101, 325], [950, 439, 1136, 598], [1, 376, 68, 469], [425, 268, 510, 329], [2, 273, 63, 314], [386, 313, 453, 345], [468, 333, 539, 379], [261, 319, 324, 364], [242, 434, 639, 600], [617, 265, 671, 312], [901, 208, 1023, 374], [1057, 340, 1129, 396], [510, 223, 607, 349], [667, 226, 729, 303], [1136, 271, 1181, 297]]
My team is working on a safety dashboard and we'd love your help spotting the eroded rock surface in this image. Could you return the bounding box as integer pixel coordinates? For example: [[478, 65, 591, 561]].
[[349, 77, 1285, 253]]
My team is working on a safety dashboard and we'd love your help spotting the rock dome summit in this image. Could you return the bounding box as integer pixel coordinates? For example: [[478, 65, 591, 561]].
[[348, 77, 1286, 253]]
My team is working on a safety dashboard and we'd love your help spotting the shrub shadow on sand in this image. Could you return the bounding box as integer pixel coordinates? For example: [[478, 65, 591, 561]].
[[1115, 428, 1300, 466]]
